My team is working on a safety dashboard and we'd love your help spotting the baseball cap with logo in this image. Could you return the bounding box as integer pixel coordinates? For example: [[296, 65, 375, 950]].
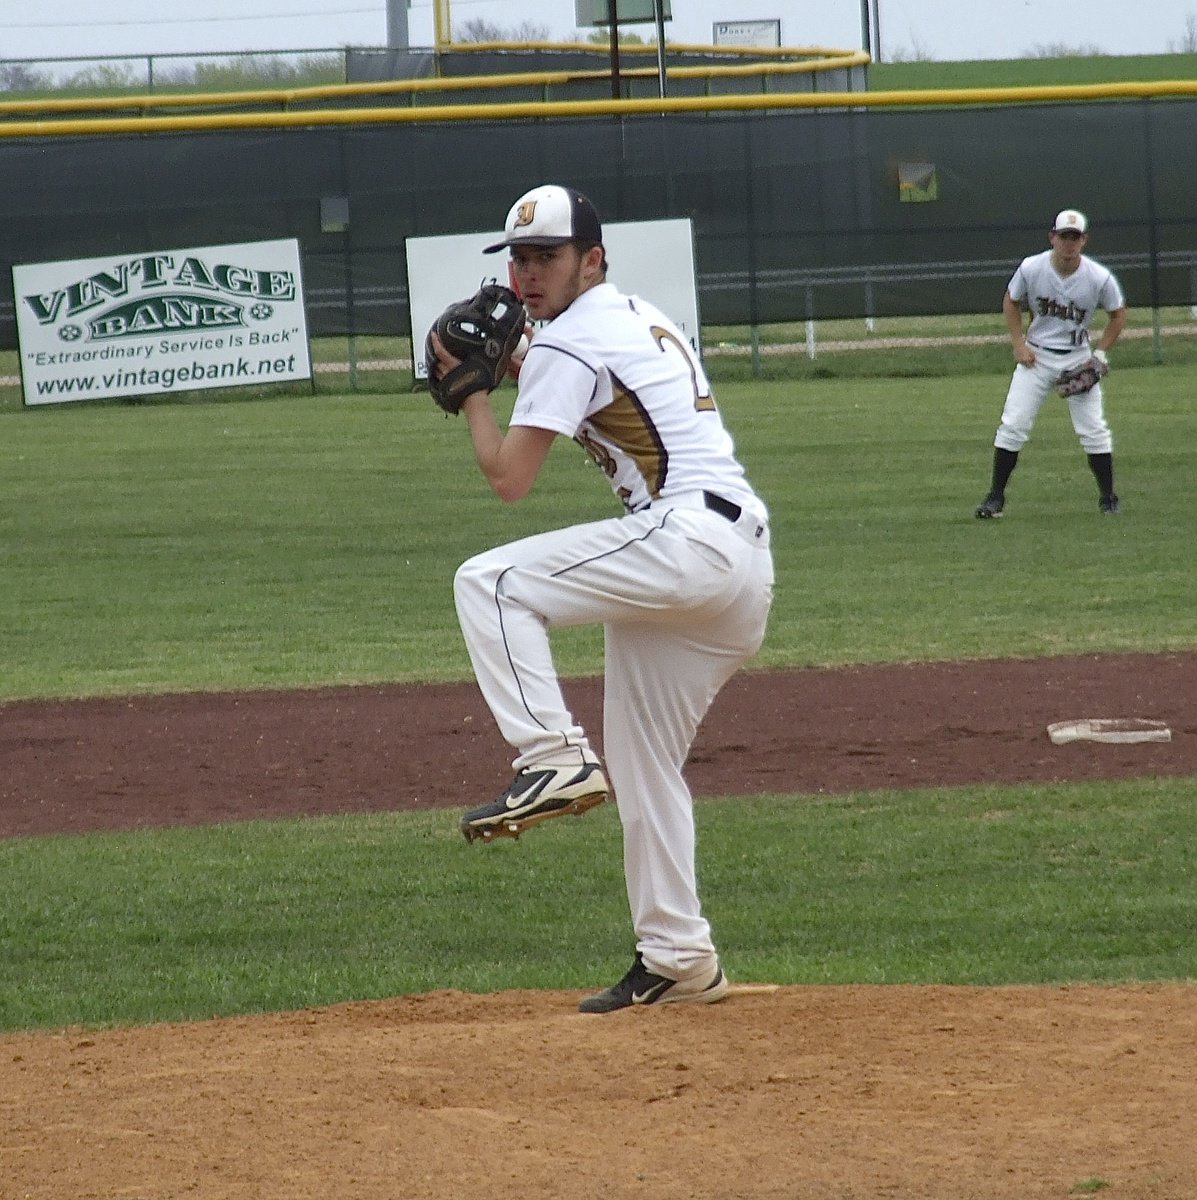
[[484, 184, 603, 253], [1052, 209, 1088, 234]]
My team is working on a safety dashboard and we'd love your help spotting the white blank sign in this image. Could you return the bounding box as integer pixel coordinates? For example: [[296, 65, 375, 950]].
[[405, 218, 701, 381]]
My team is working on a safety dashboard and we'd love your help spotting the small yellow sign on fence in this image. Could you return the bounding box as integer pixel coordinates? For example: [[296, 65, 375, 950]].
[[899, 162, 938, 203]]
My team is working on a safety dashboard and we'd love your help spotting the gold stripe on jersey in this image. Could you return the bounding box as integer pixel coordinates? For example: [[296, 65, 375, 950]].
[[587, 378, 668, 498]]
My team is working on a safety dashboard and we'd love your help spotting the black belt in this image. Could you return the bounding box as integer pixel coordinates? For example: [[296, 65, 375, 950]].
[[703, 491, 742, 523], [1027, 341, 1073, 354]]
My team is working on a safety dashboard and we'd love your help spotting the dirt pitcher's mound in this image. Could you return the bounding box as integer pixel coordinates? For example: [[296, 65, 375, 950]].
[[3, 984, 1195, 1200]]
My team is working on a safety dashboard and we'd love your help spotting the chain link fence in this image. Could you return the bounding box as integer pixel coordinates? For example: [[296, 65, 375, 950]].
[[2, 49, 1194, 393]]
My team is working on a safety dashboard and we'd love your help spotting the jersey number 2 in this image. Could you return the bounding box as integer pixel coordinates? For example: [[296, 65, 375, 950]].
[[651, 326, 716, 412]]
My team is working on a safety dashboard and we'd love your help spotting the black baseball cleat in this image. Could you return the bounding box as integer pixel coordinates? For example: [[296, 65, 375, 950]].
[[460, 760, 608, 843], [1099, 493, 1121, 514], [975, 492, 1005, 519], [578, 952, 729, 1014]]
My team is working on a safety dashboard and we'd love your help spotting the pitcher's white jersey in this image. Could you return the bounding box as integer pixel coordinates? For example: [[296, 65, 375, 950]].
[[510, 282, 762, 518], [1007, 250, 1125, 352]]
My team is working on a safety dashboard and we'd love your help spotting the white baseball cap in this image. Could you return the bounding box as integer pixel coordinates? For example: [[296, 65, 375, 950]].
[[484, 184, 603, 254], [1052, 209, 1088, 234]]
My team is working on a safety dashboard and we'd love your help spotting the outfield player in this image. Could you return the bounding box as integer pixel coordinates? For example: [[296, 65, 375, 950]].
[[429, 184, 774, 1013], [975, 208, 1127, 518]]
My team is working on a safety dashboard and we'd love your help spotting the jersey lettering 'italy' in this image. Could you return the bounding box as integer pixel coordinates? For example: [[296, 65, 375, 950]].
[[510, 282, 755, 513], [1007, 250, 1125, 352]]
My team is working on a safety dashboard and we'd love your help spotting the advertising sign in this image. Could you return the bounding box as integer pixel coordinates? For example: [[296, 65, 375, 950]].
[[575, 0, 671, 26], [13, 238, 311, 406], [406, 219, 701, 382], [713, 20, 782, 48]]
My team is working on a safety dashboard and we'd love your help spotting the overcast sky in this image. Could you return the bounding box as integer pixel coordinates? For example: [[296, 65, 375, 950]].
[[3, 1, 1195, 65]]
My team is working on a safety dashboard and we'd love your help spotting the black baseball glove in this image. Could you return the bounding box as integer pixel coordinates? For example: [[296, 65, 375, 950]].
[[1056, 352, 1109, 398], [424, 283, 526, 415]]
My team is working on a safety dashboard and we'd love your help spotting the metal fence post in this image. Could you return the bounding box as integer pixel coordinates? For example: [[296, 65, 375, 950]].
[[1142, 99, 1165, 365]]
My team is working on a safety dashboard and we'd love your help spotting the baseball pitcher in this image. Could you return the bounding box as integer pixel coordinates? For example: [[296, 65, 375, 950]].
[[426, 184, 774, 1013]]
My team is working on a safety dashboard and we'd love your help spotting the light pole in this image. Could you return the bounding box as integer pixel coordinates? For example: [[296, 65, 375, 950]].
[[653, 0, 667, 98], [385, 0, 409, 49], [433, 0, 451, 48], [607, 0, 622, 100], [860, 0, 882, 62]]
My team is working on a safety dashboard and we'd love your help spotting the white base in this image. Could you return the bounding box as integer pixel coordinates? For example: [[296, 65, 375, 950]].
[[1047, 718, 1171, 745]]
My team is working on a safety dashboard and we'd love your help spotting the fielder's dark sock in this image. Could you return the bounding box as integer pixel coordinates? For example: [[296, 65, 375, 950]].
[[1087, 452, 1115, 497], [990, 447, 1019, 496]]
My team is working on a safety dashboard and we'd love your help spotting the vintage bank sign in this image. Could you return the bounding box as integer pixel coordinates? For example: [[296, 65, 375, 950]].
[[12, 238, 312, 406]]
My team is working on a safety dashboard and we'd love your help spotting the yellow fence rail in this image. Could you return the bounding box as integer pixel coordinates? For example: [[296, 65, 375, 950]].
[[2, 79, 1195, 140], [0, 41, 867, 119], [0, 37, 1193, 140]]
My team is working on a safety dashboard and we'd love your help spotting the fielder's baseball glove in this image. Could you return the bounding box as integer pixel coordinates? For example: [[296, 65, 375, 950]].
[[1056, 353, 1109, 398], [424, 283, 526, 415]]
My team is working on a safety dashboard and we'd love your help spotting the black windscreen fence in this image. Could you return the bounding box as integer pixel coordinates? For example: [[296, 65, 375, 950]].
[[2, 99, 1193, 347]]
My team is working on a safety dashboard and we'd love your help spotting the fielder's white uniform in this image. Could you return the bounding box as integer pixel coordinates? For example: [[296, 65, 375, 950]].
[[454, 281, 774, 980], [995, 250, 1126, 453]]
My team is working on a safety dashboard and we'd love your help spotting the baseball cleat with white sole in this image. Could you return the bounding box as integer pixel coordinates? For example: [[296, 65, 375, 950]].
[[975, 492, 1005, 519], [578, 952, 729, 1014], [460, 760, 608, 843]]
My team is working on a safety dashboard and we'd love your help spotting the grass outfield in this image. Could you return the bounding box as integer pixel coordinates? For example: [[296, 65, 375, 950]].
[[1, 364, 1195, 700], [2, 364, 1195, 1031]]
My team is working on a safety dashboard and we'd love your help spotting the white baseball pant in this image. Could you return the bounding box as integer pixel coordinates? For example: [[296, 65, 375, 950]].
[[454, 493, 773, 979], [994, 348, 1113, 454]]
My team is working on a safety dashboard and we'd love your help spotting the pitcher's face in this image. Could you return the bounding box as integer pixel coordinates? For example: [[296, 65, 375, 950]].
[[508, 243, 602, 320]]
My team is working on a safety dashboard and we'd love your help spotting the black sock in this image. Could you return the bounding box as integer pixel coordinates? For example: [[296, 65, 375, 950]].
[[1087, 453, 1115, 496], [991, 447, 1019, 496]]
